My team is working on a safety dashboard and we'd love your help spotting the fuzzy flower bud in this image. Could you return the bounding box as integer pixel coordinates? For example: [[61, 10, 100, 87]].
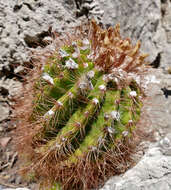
[[72, 41, 77, 47], [104, 113, 110, 120], [75, 122, 81, 127], [87, 70, 95, 79], [129, 91, 137, 97], [61, 137, 67, 142], [65, 58, 78, 69], [103, 74, 109, 82], [122, 131, 129, 137], [57, 101, 63, 107], [92, 98, 99, 105], [42, 73, 54, 85], [107, 126, 115, 134], [44, 109, 55, 118], [79, 81, 88, 90], [59, 49, 69, 58], [72, 52, 79, 58], [129, 120, 133, 123], [68, 92, 74, 99], [82, 38, 90, 45], [98, 85, 106, 91], [110, 111, 120, 121], [83, 62, 88, 68]]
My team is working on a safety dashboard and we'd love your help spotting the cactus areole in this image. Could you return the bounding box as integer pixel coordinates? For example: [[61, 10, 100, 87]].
[[18, 20, 149, 189]]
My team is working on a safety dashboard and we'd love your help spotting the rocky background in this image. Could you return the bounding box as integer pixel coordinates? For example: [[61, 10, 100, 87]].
[[0, 0, 171, 189]]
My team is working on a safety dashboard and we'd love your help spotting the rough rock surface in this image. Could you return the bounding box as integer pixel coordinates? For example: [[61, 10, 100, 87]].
[[0, 0, 76, 73], [1, 0, 171, 190], [161, 0, 171, 68], [101, 138, 171, 190], [0, 102, 10, 122], [0, 188, 29, 190], [99, 0, 167, 64]]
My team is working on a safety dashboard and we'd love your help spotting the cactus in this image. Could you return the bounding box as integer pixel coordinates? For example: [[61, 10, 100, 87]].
[[20, 20, 148, 190]]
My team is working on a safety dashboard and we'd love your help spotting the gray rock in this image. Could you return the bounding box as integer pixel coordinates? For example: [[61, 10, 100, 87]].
[[0, 0, 76, 72], [0, 102, 10, 122], [2, 188, 30, 190], [159, 0, 171, 68], [0, 187, 29, 190], [0, 78, 22, 98], [99, 0, 166, 64], [101, 142, 171, 190]]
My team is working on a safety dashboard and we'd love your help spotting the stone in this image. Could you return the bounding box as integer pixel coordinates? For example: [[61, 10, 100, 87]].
[[0, 0, 80, 70], [0, 102, 10, 122], [101, 141, 171, 190], [0, 78, 23, 98], [0, 137, 11, 148], [0, 126, 4, 132], [99, 0, 166, 64], [3, 188, 30, 190]]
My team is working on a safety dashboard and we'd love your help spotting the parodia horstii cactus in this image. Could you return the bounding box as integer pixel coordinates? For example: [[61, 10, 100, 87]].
[[17, 20, 149, 190]]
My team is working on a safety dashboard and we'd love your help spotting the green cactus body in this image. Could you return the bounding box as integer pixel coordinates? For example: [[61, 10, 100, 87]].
[[21, 20, 148, 190]]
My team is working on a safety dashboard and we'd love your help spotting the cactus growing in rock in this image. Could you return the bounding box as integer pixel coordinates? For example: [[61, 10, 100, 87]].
[[18, 20, 148, 190]]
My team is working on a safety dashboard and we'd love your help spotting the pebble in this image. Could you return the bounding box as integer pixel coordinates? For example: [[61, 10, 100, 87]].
[[0, 137, 11, 148]]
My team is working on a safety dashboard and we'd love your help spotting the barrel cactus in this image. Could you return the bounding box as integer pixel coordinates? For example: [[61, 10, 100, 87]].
[[19, 20, 148, 189]]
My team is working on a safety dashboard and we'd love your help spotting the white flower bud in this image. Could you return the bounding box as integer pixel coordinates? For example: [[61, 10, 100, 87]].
[[79, 81, 88, 90], [72, 41, 77, 47], [110, 111, 120, 121], [114, 77, 118, 83], [75, 122, 81, 127], [42, 73, 54, 85], [68, 92, 74, 98], [61, 137, 67, 142], [44, 109, 54, 118], [87, 54, 93, 59], [47, 109, 54, 116], [84, 111, 89, 116], [80, 46, 88, 50], [104, 113, 110, 120], [118, 68, 124, 77], [82, 38, 90, 45], [57, 101, 63, 107], [72, 52, 79, 58], [98, 85, 106, 91], [92, 98, 99, 105], [103, 74, 108, 82], [59, 49, 69, 58], [129, 91, 137, 97], [65, 58, 78, 69], [122, 131, 129, 137], [107, 126, 115, 134], [87, 70, 95, 79], [108, 74, 114, 81], [83, 62, 88, 68]]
